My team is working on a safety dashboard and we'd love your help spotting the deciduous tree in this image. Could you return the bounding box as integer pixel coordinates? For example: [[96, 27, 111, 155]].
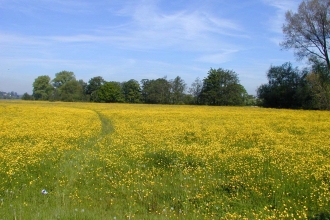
[[32, 75, 54, 100], [170, 76, 186, 104], [97, 81, 124, 103], [52, 71, 76, 89], [86, 76, 106, 102], [188, 77, 203, 104], [140, 77, 171, 104], [122, 79, 141, 103], [257, 63, 312, 108], [306, 62, 330, 109], [59, 80, 84, 102], [21, 92, 34, 100], [281, 0, 330, 68], [200, 68, 246, 106]]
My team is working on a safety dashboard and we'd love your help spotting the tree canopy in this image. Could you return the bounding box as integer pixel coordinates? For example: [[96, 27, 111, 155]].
[[59, 80, 84, 102], [32, 75, 54, 100], [306, 62, 330, 109], [257, 63, 313, 109], [52, 71, 76, 89], [281, 0, 330, 68], [97, 81, 124, 103], [122, 79, 141, 103], [86, 76, 106, 102], [200, 68, 246, 106]]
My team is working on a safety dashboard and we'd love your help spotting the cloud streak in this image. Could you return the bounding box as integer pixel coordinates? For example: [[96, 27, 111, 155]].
[[1, 0, 249, 58], [261, 0, 300, 33], [195, 50, 240, 64]]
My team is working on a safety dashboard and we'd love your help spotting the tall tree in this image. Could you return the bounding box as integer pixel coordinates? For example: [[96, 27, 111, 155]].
[[59, 80, 84, 102], [52, 71, 76, 89], [281, 0, 330, 68], [140, 79, 151, 103], [306, 62, 330, 109], [52, 71, 76, 100], [188, 77, 203, 104], [200, 68, 245, 106], [257, 63, 312, 108], [122, 79, 141, 103], [97, 81, 124, 103], [86, 76, 106, 102], [32, 75, 54, 100], [140, 77, 171, 104], [170, 76, 186, 104]]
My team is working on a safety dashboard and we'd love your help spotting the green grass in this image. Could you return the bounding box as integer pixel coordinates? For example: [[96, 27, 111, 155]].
[[1, 102, 330, 219]]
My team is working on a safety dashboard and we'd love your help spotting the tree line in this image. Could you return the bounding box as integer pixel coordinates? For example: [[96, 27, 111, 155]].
[[256, 0, 330, 110], [23, 68, 255, 106], [257, 62, 330, 110]]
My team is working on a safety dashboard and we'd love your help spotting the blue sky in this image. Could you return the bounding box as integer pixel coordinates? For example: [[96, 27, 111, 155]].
[[0, 0, 302, 95]]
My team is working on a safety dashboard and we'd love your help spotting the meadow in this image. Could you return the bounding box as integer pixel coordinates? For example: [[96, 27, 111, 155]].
[[0, 101, 329, 219]]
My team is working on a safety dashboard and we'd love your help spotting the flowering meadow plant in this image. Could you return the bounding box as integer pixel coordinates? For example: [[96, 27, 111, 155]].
[[0, 101, 329, 219]]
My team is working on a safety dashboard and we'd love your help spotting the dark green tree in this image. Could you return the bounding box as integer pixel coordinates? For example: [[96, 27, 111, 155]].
[[140, 77, 171, 104], [97, 81, 124, 103], [86, 76, 106, 102], [200, 68, 246, 106], [32, 75, 54, 100], [21, 93, 34, 100], [154, 78, 171, 104], [257, 63, 312, 108], [78, 79, 87, 93], [306, 62, 330, 109], [52, 71, 76, 100], [122, 79, 141, 103], [140, 79, 151, 103], [52, 71, 76, 89], [59, 80, 84, 102]]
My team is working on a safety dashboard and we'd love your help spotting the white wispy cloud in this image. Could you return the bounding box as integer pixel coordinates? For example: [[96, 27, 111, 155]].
[[261, 0, 300, 33], [96, 0, 248, 51], [1, 0, 248, 54], [195, 50, 240, 64]]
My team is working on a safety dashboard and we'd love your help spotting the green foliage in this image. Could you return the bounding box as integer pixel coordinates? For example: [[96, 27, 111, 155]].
[[32, 75, 54, 100], [141, 78, 171, 104], [59, 80, 85, 102], [29, 69, 256, 105], [257, 63, 312, 109], [122, 79, 141, 103], [86, 76, 106, 102], [200, 68, 246, 106], [306, 63, 330, 110], [97, 81, 124, 103], [309, 212, 330, 220], [145, 150, 179, 169], [188, 77, 203, 104], [2, 102, 330, 219], [21, 93, 34, 100], [52, 71, 76, 89], [170, 76, 186, 104]]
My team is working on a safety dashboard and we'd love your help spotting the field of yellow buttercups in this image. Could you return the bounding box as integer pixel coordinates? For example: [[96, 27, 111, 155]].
[[0, 100, 329, 219]]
